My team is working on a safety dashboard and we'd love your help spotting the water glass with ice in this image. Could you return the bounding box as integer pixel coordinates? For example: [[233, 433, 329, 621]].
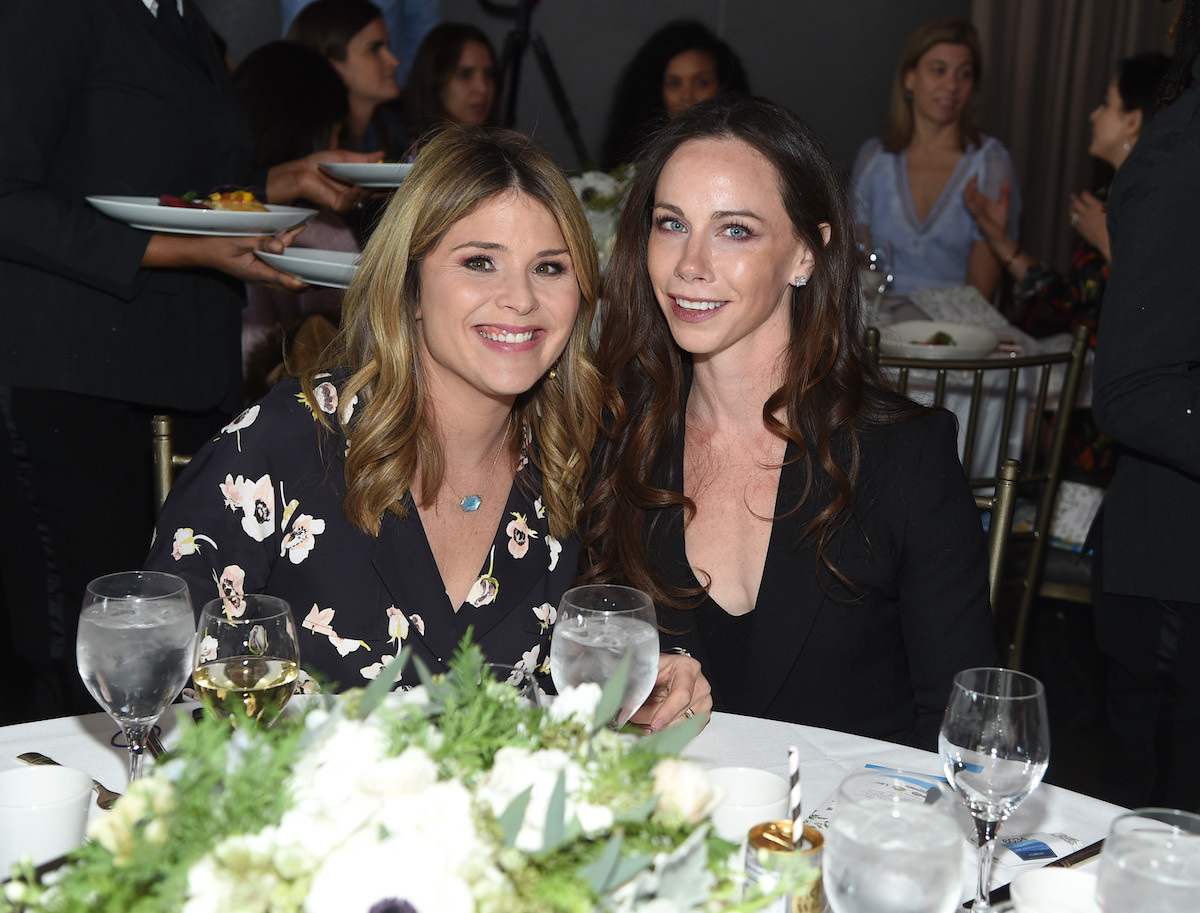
[[1096, 808, 1200, 913], [549, 584, 659, 728], [76, 571, 195, 781], [824, 769, 964, 913]]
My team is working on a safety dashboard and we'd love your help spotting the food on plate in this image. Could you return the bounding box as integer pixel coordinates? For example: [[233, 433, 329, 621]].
[[158, 189, 268, 212], [918, 331, 956, 346]]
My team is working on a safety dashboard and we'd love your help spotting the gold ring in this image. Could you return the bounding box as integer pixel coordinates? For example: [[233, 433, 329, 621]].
[[683, 707, 695, 719]]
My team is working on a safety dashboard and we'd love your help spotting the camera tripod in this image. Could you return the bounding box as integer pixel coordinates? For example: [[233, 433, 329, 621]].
[[481, 0, 589, 167]]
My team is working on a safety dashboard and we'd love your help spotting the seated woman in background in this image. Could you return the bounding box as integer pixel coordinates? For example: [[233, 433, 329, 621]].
[[403, 23, 499, 150], [600, 19, 750, 170], [851, 18, 1019, 300], [288, 0, 407, 158], [232, 40, 361, 397], [582, 95, 995, 749], [146, 126, 709, 726]]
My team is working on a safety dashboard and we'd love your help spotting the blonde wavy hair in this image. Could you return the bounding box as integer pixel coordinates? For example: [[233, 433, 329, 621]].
[[303, 125, 601, 541]]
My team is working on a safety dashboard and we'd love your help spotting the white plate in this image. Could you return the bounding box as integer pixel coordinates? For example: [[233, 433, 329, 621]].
[[879, 320, 998, 360], [319, 162, 414, 188], [255, 248, 360, 288], [86, 195, 317, 236]]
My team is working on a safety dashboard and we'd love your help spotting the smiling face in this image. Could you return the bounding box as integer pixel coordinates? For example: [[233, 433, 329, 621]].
[[439, 40, 497, 125], [416, 191, 579, 409], [331, 17, 400, 107], [662, 49, 721, 119], [904, 41, 975, 128], [1088, 78, 1142, 167], [647, 137, 813, 362]]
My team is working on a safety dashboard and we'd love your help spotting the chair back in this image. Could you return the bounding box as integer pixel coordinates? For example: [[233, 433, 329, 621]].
[[866, 324, 1091, 667], [151, 414, 193, 513], [975, 457, 1020, 613]]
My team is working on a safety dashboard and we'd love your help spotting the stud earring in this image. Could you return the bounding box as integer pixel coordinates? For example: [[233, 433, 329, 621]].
[[1123, 141, 1132, 152], [548, 362, 559, 380], [792, 275, 807, 288]]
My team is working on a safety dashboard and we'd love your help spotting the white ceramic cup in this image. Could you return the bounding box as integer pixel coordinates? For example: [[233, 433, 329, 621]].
[[0, 766, 93, 874], [1010, 867, 1100, 913], [705, 766, 790, 842]]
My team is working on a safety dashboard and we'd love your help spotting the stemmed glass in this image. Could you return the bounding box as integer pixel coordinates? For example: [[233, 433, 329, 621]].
[[549, 584, 659, 728], [193, 594, 300, 727], [939, 668, 1049, 912], [856, 229, 894, 314], [1096, 808, 1200, 912], [824, 769, 964, 913], [76, 571, 196, 782]]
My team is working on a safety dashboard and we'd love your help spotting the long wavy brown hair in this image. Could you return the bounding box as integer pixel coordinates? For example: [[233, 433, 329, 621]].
[[579, 95, 924, 607], [303, 125, 601, 541]]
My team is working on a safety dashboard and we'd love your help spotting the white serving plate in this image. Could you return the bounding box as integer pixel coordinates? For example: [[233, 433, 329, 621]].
[[254, 248, 360, 289], [879, 320, 998, 360], [319, 162, 414, 188], [87, 195, 316, 236]]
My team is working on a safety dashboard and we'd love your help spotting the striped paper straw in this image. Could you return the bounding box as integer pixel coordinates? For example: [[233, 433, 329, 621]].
[[788, 745, 802, 847]]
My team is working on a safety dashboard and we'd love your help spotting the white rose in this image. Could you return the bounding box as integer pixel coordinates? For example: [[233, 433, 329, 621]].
[[547, 681, 603, 726], [651, 759, 724, 826]]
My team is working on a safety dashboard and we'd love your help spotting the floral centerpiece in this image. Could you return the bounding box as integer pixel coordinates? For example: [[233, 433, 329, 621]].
[[569, 165, 635, 273], [2, 638, 813, 913]]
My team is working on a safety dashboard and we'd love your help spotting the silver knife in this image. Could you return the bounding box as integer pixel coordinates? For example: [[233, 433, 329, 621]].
[[17, 752, 121, 809]]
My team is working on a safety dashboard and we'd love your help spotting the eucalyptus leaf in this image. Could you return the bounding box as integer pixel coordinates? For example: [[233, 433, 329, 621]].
[[496, 785, 534, 848], [352, 646, 410, 719], [604, 850, 655, 893], [592, 647, 633, 731], [540, 769, 567, 851], [576, 832, 624, 894], [613, 794, 659, 824], [632, 710, 704, 755]]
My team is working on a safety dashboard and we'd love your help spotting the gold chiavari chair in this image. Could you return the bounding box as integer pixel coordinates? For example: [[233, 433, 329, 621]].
[[151, 414, 192, 513]]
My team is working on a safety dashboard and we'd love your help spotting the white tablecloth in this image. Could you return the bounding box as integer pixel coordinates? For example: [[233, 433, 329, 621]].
[[0, 707, 1124, 904]]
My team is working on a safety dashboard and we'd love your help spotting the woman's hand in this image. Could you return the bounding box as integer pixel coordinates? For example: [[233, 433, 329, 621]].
[[629, 653, 713, 733], [143, 224, 310, 290], [265, 149, 384, 212], [1068, 191, 1110, 261], [963, 176, 1012, 247]]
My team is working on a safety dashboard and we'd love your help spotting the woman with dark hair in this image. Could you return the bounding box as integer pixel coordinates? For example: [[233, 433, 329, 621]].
[[403, 23, 500, 146], [600, 19, 750, 170], [851, 18, 1019, 300], [288, 0, 405, 156], [233, 40, 360, 393], [582, 95, 995, 748]]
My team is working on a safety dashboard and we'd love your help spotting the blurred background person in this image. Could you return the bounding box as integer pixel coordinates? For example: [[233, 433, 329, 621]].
[[851, 17, 1019, 301], [403, 22, 500, 151], [233, 40, 361, 398], [599, 19, 750, 171], [1090, 0, 1200, 812], [288, 0, 408, 158]]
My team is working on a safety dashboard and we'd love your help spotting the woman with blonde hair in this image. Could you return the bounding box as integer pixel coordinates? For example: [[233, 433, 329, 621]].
[[147, 126, 611, 694], [851, 18, 1020, 300]]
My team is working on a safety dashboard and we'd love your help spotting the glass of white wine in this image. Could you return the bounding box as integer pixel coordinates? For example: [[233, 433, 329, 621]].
[[549, 584, 659, 729], [77, 571, 196, 781], [193, 594, 299, 726]]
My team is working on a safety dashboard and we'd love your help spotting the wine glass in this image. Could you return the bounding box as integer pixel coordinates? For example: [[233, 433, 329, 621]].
[[856, 227, 895, 315], [549, 584, 659, 728], [824, 769, 964, 913], [939, 668, 1049, 912], [1096, 808, 1200, 912], [76, 571, 195, 781], [193, 594, 299, 726]]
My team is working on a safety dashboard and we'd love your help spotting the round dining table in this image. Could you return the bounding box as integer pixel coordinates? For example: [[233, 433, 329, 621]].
[[0, 706, 1122, 906]]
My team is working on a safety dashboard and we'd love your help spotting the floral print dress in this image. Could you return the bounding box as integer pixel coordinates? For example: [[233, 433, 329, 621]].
[[146, 377, 577, 692]]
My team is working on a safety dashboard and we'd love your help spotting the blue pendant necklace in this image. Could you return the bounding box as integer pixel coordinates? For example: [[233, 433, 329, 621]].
[[447, 417, 511, 513]]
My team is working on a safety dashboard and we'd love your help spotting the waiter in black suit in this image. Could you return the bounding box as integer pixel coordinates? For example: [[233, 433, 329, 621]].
[[1091, 0, 1200, 812], [0, 0, 377, 718]]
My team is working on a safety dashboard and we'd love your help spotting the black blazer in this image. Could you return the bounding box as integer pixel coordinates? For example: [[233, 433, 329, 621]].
[[1092, 57, 1200, 603], [0, 0, 253, 412], [651, 409, 996, 750]]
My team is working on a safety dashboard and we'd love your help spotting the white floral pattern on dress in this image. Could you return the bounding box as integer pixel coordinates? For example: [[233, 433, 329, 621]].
[[279, 513, 325, 564], [546, 533, 562, 572], [312, 382, 339, 415], [532, 602, 556, 632], [214, 565, 246, 617], [506, 512, 538, 559], [172, 528, 216, 560], [465, 547, 500, 608], [386, 605, 409, 644], [359, 654, 397, 681]]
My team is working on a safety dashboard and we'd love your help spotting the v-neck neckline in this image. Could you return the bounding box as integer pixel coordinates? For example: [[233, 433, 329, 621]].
[[896, 145, 970, 233]]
